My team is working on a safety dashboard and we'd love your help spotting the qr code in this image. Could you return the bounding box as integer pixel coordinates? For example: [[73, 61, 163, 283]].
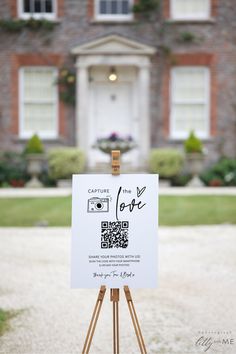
[[101, 221, 129, 249]]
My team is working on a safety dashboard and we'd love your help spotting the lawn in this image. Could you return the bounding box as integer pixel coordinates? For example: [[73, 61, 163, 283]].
[[0, 196, 235, 226], [0, 309, 17, 337]]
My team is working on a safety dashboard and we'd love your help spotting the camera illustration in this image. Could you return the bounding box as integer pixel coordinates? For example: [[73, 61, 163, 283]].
[[87, 197, 109, 213]]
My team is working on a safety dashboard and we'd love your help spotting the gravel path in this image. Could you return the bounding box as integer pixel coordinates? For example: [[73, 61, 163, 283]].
[[0, 226, 235, 354]]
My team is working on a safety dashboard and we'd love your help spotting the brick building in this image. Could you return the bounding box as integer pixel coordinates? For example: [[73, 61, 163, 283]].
[[0, 0, 236, 169]]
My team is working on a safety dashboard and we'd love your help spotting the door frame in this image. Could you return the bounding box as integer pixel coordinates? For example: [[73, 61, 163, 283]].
[[76, 54, 153, 168]]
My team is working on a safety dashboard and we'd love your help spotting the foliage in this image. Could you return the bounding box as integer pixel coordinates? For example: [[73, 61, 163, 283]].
[[201, 158, 236, 186], [56, 67, 76, 106], [94, 133, 136, 154], [24, 134, 44, 154], [0, 151, 29, 187], [0, 196, 236, 226], [0, 309, 19, 336], [149, 148, 184, 178], [184, 131, 203, 154], [97, 132, 134, 143], [48, 148, 85, 180], [170, 173, 192, 187], [133, 0, 159, 18], [179, 31, 196, 43], [0, 18, 57, 32], [0, 149, 54, 187], [39, 169, 57, 187]]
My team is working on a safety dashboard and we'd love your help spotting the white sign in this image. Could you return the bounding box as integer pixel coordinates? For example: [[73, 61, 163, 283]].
[[71, 174, 158, 288]]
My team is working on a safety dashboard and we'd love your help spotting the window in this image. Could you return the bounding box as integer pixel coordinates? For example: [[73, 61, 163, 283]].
[[171, 0, 210, 20], [19, 0, 56, 19], [20, 67, 58, 138], [170, 67, 210, 139], [95, 0, 133, 20]]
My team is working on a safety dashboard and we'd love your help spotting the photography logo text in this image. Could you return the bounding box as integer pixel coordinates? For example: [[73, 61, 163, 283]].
[[195, 331, 234, 352]]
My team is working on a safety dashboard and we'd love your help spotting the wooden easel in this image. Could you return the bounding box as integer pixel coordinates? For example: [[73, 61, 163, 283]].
[[82, 150, 147, 354]]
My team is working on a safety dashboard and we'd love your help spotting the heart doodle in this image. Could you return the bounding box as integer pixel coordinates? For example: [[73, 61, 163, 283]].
[[137, 186, 146, 198]]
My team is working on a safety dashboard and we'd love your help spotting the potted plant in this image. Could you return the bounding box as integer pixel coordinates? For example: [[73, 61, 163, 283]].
[[94, 132, 137, 155], [184, 131, 205, 187], [24, 134, 45, 188], [200, 158, 236, 187], [0, 151, 28, 188]]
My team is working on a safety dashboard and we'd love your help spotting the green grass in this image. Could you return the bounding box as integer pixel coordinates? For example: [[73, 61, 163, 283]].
[[160, 196, 236, 226], [0, 309, 18, 336], [0, 196, 235, 226], [0, 197, 71, 227]]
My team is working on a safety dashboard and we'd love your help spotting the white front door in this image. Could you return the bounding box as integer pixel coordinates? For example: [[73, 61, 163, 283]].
[[89, 79, 138, 167]]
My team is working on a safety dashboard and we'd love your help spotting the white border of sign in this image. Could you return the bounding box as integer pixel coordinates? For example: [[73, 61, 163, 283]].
[[71, 174, 158, 288]]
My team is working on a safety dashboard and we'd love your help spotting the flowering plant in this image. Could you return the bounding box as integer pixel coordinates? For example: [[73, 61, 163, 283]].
[[56, 67, 76, 106], [94, 132, 137, 154]]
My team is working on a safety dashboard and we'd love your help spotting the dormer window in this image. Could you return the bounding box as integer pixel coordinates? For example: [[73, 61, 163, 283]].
[[95, 0, 133, 21], [19, 0, 56, 19]]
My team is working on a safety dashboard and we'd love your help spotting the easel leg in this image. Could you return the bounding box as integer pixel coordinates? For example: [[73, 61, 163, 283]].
[[124, 286, 147, 354], [82, 286, 106, 354], [110, 288, 120, 354]]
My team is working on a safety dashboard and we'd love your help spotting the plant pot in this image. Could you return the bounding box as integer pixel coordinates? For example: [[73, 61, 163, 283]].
[[186, 153, 205, 187], [95, 141, 136, 155], [25, 154, 45, 188]]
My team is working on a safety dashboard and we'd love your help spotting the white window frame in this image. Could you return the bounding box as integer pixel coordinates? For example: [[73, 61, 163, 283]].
[[170, 0, 211, 21], [18, 0, 57, 20], [170, 66, 210, 139], [19, 66, 59, 139], [95, 0, 134, 21]]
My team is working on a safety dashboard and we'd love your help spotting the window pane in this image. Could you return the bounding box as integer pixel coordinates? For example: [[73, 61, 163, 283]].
[[34, 0, 42, 13], [172, 0, 209, 18], [171, 66, 209, 136], [111, 0, 118, 14], [23, 0, 54, 14], [122, 0, 129, 14], [23, 68, 55, 101], [100, 0, 108, 14], [172, 104, 206, 132], [24, 104, 55, 131], [173, 68, 207, 101], [45, 0, 53, 13], [23, 0, 31, 12], [22, 68, 57, 134], [98, 0, 131, 15]]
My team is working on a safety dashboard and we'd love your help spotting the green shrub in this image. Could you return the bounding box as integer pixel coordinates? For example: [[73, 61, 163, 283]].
[[179, 31, 196, 43], [201, 158, 236, 186], [171, 174, 192, 187], [24, 134, 44, 154], [149, 148, 184, 178], [48, 148, 85, 180], [0, 152, 29, 186], [184, 131, 203, 153], [39, 167, 57, 187], [0, 18, 56, 32], [0, 150, 55, 187]]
